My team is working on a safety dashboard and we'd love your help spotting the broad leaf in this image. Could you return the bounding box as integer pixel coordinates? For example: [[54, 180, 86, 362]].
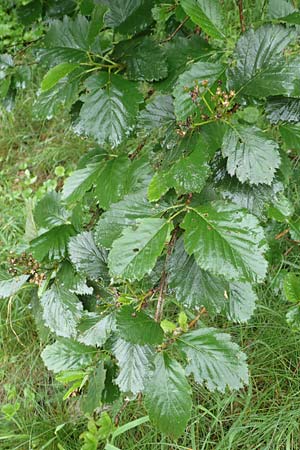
[[223, 282, 257, 323], [108, 218, 173, 281], [138, 95, 175, 132], [112, 338, 154, 395], [283, 273, 300, 304], [103, 0, 154, 34], [280, 124, 300, 151], [266, 97, 300, 124], [34, 192, 70, 229], [145, 353, 192, 438], [178, 328, 248, 392], [41, 339, 94, 373], [95, 190, 167, 248], [0, 275, 29, 299], [41, 284, 83, 338], [148, 147, 211, 201], [182, 202, 268, 282], [78, 73, 143, 147], [30, 224, 76, 261], [115, 37, 168, 81], [68, 231, 108, 281], [81, 362, 106, 414], [77, 312, 115, 347], [228, 25, 296, 97], [41, 63, 79, 92], [173, 61, 224, 121], [180, 0, 225, 39], [116, 305, 164, 345], [222, 125, 280, 185]]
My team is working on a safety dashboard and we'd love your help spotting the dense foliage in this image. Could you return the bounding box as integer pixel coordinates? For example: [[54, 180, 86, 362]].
[[2, 0, 300, 446]]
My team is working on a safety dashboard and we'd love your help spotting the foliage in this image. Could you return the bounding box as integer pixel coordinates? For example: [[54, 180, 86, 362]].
[[1, 0, 300, 443]]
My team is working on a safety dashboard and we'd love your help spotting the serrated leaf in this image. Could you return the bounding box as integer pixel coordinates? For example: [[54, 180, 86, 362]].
[[0, 275, 29, 299], [223, 282, 257, 323], [81, 362, 106, 414], [41, 284, 83, 338], [41, 63, 79, 92], [103, 0, 154, 35], [267, 0, 295, 19], [116, 305, 163, 345], [115, 37, 168, 81], [145, 353, 192, 438], [69, 231, 108, 281], [182, 202, 268, 282], [30, 224, 76, 261], [180, 0, 225, 39], [266, 97, 300, 124], [173, 61, 224, 121], [222, 125, 280, 185], [112, 338, 154, 394], [77, 73, 143, 147], [138, 95, 175, 132], [95, 189, 167, 248], [41, 339, 94, 373], [77, 312, 115, 346], [34, 192, 70, 229], [228, 25, 300, 97], [178, 328, 248, 392], [283, 273, 300, 303], [56, 261, 93, 296], [280, 124, 300, 150], [108, 218, 173, 281], [148, 147, 211, 201]]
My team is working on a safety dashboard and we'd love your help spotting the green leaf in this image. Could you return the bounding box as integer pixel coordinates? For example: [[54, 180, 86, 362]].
[[145, 353, 192, 438], [78, 73, 143, 147], [267, 0, 295, 19], [283, 273, 300, 304], [180, 0, 225, 39], [286, 305, 300, 330], [222, 125, 280, 185], [115, 37, 168, 81], [17, 0, 42, 25], [223, 282, 257, 323], [81, 362, 106, 414], [69, 231, 108, 281], [103, 0, 154, 34], [56, 261, 94, 296], [41, 63, 79, 92], [116, 305, 164, 345], [41, 284, 83, 338], [228, 25, 296, 97], [62, 155, 105, 203], [173, 61, 224, 121], [138, 95, 175, 132], [280, 124, 300, 150], [77, 312, 115, 347], [95, 190, 167, 248], [34, 192, 70, 229], [266, 97, 300, 124], [148, 146, 211, 201], [0, 275, 29, 299], [182, 202, 268, 282], [108, 218, 173, 281], [30, 224, 76, 261], [178, 328, 248, 392], [112, 338, 154, 394], [41, 339, 94, 373]]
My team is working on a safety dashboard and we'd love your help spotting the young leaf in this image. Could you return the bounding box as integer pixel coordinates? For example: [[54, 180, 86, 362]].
[[68, 231, 108, 281], [116, 305, 164, 345], [41, 339, 94, 373], [173, 61, 224, 121], [180, 0, 225, 39], [41, 284, 83, 338], [222, 125, 280, 185], [77, 313, 116, 347], [41, 63, 79, 92], [78, 72, 143, 147], [178, 328, 249, 392], [108, 218, 173, 281], [81, 362, 106, 414], [112, 338, 155, 395], [145, 353, 192, 438], [182, 202, 268, 283], [0, 275, 29, 299], [228, 25, 296, 97]]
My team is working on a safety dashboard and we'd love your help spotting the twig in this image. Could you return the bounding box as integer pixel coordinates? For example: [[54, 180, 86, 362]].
[[154, 229, 178, 322], [114, 398, 130, 426], [163, 16, 189, 42], [237, 0, 246, 33], [275, 228, 290, 240], [188, 307, 207, 329]]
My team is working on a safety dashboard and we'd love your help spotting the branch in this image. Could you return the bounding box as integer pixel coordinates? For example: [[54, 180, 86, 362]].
[[237, 0, 246, 33], [163, 16, 189, 42]]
